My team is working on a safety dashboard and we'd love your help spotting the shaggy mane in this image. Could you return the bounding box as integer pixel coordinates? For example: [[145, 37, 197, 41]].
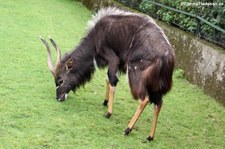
[[87, 7, 137, 30], [87, 7, 170, 46]]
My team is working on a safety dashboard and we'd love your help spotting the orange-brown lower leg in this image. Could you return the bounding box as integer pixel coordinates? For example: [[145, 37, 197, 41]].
[[147, 101, 162, 141], [103, 79, 110, 106], [104, 85, 116, 118], [124, 97, 149, 135]]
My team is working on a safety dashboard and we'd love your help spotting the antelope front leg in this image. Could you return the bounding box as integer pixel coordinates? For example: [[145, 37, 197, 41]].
[[147, 101, 162, 141], [103, 79, 110, 106], [104, 85, 116, 118], [124, 97, 149, 135]]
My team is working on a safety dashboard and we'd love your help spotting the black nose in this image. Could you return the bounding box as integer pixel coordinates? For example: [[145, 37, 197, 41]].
[[56, 97, 65, 102], [56, 93, 67, 102]]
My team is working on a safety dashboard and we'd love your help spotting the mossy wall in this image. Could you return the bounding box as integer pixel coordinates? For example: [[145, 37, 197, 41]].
[[160, 22, 225, 106]]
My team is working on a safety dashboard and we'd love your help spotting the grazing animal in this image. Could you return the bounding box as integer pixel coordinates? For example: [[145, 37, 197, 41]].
[[40, 7, 175, 141]]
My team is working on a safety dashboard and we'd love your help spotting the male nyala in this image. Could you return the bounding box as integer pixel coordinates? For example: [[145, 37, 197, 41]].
[[40, 7, 175, 141]]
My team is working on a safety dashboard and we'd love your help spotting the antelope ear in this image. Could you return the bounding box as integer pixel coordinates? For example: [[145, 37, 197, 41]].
[[66, 59, 73, 70]]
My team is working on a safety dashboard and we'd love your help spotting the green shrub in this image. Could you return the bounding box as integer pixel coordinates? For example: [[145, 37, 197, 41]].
[[116, 0, 225, 48]]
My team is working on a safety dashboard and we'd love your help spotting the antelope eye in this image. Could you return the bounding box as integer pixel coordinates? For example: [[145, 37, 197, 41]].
[[58, 79, 63, 85]]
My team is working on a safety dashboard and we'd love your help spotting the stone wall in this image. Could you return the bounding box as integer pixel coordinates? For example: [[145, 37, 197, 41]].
[[159, 22, 225, 106]]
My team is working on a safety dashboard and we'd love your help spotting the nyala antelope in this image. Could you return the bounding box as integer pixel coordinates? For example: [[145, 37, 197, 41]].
[[40, 7, 175, 141]]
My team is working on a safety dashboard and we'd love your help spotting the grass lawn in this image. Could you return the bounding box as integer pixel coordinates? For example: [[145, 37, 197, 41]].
[[0, 0, 224, 148]]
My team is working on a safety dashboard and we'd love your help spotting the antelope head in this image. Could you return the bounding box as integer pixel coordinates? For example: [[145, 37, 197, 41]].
[[40, 36, 76, 101]]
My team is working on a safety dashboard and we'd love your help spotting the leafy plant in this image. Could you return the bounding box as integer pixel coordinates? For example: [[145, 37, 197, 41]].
[[174, 69, 185, 79], [116, 0, 225, 48]]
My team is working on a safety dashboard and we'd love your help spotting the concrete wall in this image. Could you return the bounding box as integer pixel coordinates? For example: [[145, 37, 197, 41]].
[[158, 22, 225, 106]]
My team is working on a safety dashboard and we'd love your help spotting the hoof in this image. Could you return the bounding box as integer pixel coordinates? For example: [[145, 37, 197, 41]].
[[103, 100, 108, 106], [104, 112, 111, 118], [147, 136, 154, 141], [124, 127, 132, 135]]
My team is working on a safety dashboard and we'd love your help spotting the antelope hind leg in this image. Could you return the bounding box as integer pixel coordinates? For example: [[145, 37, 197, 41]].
[[147, 101, 162, 141], [124, 97, 149, 135]]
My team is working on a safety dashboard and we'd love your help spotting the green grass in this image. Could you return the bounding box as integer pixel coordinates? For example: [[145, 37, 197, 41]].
[[0, 0, 224, 148]]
